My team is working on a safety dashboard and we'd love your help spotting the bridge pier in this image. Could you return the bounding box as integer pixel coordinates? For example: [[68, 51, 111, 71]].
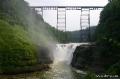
[[80, 8, 91, 42], [57, 7, 66, 31]]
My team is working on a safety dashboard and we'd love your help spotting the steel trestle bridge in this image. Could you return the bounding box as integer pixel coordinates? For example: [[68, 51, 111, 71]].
[[31, 6, 104, 41]]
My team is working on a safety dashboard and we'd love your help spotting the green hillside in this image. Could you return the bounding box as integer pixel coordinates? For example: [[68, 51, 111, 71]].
[[0, 0, 70, 73]]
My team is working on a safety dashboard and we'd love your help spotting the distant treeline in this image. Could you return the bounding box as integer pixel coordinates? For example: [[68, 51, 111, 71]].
[[68, 26, 96, 42]]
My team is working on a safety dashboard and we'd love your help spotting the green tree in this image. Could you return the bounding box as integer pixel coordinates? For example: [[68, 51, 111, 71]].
[[95, 0, 120, 74]]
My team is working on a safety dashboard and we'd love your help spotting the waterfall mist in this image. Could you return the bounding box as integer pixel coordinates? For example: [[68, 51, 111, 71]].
[[22, 7, 58, 63], [53, 43, 90, 65], [53, 43, 80, 65]]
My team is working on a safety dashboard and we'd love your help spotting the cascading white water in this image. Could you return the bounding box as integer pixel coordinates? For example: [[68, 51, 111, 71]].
[[53, 43, 90, 65], [53, 43, 81, 65]]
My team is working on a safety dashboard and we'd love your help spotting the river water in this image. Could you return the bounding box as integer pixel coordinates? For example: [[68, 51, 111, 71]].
[[0, 43, 88, 79]]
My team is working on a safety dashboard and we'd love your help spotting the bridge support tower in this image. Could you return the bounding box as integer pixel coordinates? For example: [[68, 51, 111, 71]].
[[80, 8, 91, 42], [57, 7, 66, 31]]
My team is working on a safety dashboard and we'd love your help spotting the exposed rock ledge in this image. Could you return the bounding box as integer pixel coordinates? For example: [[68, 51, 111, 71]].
[[71, 43, 104, 73]]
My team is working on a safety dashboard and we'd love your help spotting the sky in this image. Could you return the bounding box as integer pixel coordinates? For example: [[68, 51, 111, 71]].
[[25, 0, 108, 31]]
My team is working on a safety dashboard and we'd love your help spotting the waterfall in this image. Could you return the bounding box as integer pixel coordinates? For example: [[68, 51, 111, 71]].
[[53, 43, 80, 65]]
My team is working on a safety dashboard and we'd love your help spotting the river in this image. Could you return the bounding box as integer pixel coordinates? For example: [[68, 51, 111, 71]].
[[0, 43, 88, 79]]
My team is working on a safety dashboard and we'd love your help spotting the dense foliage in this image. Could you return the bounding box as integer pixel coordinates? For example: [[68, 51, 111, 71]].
[[0, 20, 37, 73], [96, 0, 120, 74], [0, 0, 32, 27]]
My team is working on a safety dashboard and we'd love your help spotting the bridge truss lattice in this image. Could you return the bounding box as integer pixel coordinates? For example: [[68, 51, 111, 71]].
[[31, 6, 104, 42]]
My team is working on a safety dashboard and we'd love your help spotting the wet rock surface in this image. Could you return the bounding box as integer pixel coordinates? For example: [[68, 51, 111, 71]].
[[71, 44, 99, 71]]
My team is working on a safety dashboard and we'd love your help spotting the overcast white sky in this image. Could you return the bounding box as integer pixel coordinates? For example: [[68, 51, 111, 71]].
[[25, 0, 108, 31]]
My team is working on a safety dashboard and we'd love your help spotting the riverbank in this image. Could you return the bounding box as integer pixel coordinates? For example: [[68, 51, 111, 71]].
[[0, 64, 50, 75], [0, 63, 85, 79]]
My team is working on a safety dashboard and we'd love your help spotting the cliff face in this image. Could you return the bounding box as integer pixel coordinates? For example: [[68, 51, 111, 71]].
[[71, 44, 104, 73]]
